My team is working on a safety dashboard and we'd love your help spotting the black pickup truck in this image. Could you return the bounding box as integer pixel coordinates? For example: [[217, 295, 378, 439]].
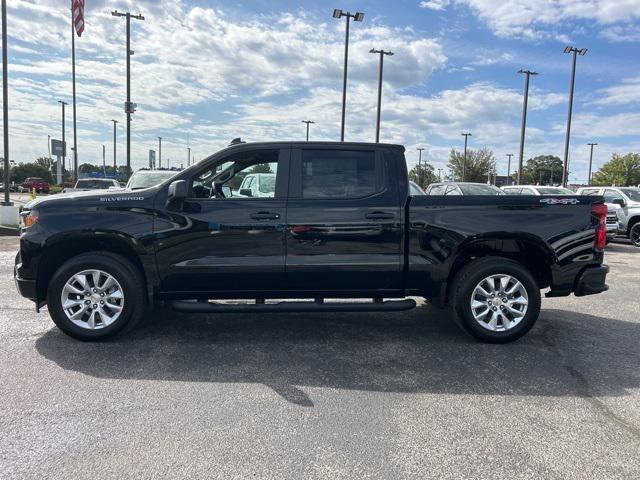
[[15, 142, 609, 343]]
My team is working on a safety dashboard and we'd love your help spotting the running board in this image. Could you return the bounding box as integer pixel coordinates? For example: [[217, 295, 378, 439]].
[[170, 299, 416, 313]]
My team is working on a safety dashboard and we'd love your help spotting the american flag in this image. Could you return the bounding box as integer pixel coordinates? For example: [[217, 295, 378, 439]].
[[73, 0, 85, 37]]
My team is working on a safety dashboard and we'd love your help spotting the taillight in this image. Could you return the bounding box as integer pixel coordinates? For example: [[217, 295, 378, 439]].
[[592, 203, 607, 251]]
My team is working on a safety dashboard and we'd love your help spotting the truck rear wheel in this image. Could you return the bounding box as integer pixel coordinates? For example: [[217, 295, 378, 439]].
[[449, 257, 541, 343], [46, 252, 146, 341]]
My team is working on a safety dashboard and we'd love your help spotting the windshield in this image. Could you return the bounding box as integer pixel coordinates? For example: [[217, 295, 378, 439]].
[[409, 182, 425, 195], [127, 171, 176, 190], [258, 175, 276, 194], [537, 187, 574, 195], [620, 188, 640, 202], [459, 184, 504, 195]]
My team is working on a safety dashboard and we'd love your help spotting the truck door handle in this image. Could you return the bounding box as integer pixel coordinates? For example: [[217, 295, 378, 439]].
[[250, 211, 280, 220], [365, 211, 395, 220]]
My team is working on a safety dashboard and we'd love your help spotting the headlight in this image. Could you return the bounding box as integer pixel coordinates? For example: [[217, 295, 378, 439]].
[[21, 211, 39, 228]]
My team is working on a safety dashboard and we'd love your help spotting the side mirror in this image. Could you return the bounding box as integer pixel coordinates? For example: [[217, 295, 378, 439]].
[[166, 179, 187, 209], [239, 188, 253, 197], [612, 198, 626, 207]]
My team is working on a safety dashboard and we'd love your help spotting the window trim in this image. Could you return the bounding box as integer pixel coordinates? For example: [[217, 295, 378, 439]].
[[288, 147, 386, 201], [185, 147, 289, 201]]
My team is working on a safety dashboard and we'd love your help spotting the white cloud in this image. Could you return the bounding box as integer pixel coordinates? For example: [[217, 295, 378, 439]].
[[592, 76, 640, 106], [420, 0, 640, 40], [420, 0, 451, 11]]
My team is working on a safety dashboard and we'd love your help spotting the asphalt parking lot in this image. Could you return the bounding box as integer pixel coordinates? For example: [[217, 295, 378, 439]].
[[1, 237, 639, 479]]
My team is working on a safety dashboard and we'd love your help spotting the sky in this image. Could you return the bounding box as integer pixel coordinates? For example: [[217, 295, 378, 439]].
[[2, 0, 640, 182]]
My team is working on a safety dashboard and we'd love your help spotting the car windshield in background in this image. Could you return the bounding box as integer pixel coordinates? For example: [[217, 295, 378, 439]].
[[259, 175, 276, 194], [537, 187, 574, 195], [620, 188, 640, 202], [127, 171, 176, 190], [459, 184, 504, 195]]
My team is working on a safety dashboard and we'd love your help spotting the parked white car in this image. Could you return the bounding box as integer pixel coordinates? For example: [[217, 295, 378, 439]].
[[503, 184, 620, 241], [501, 185, 574, 196], [237, 173, 276, 197], [63, 178, 121, 193], [576, 186, 640, 246]]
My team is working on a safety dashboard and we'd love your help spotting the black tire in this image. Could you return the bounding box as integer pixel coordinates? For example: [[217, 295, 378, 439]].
[[46, 252, 147, 341], [630, 223, 640, 247], [449, 256, 541, 343]]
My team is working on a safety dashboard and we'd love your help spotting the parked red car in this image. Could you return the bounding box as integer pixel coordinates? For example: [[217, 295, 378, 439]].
[[21, 177, 50, 194]]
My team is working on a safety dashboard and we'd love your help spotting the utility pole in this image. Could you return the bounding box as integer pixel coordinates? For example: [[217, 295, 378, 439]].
[[517, 69, 538, 185], [416, 147, 424, 187], [562, 46, 588, 187], [111, 119, 118, 171], [437, 168, 442, 182], [301, 120, 314, 142], [102, 144, 106, 177], [506, 153, 514, 185], [111, 10, 145, 178], [333, 9, 364, 142], [58, 100, 69, 173], [461, 133, 472, 181], [187, 147, 191, 167], [1, 0, 11, 206], [587, 142, 598, 186], [369, 48, 393, 143], [158, 136, 162, 168]]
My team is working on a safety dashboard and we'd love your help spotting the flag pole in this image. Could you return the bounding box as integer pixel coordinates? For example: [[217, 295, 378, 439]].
[[71, 0, 78, 184]]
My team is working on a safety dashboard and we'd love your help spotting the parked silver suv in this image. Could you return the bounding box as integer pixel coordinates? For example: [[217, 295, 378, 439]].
[[576, 186, 640, 246]]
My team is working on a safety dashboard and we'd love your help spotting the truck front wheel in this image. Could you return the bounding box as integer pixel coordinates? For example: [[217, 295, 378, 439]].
[[450, 257, 541, 343], [46, 252, 146, 341]]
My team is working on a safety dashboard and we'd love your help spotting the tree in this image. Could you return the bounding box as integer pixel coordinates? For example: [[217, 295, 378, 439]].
[[7, 163, 53, 183], [250, 163, 273, 174], [447, 147, 495, 183], [408, 163, 438, 188], [520, 155, 563, 185], [592, 153, 640, 186]]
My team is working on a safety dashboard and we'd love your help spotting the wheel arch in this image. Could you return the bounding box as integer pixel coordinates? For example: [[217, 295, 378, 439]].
[[36, 231, 154, 306], [443, 234, 555, 305]]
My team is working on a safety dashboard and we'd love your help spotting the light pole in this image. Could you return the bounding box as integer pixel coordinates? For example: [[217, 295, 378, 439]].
[[417, 147, 424, 187], [187, 147, 191, 167], [506, 153, 513, 185], [369, 48, 393, 143], [517, 69, 538, 185], [461, 133, 472, 181], [111, 10, 145, 178], [562, 45, 588, 187], [301, 120, 314, 142], [1, 0, 10, 206], [587, 142, 598, 186], [158, 136, 162, 168], [333, 9, 364, 142], [58, 100, 69, 172], [111, 119, 118, 171], [437, 168, 442, 182]]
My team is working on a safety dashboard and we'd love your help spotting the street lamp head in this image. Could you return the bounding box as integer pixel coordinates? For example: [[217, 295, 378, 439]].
[[332, 9, 343, 18], [369, 48, 377, 54], [563, 45, 573, 53], [353, 12, 365, 22], [578, 48, 588, 56]]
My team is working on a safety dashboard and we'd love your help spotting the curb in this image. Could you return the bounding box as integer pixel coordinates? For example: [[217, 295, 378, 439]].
[[0, 226, 20, 236]]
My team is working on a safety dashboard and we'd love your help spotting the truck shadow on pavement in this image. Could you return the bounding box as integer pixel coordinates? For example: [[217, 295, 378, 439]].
[[35, 305, 640, 407]]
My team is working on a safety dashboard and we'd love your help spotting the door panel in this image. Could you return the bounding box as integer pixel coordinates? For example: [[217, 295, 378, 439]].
[[154, 148, 289, 293], [285, 147, 403, 291]]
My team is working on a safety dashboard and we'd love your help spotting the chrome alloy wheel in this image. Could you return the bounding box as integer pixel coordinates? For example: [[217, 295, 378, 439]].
[[60, 269, 124, 330], [470, 274, 528, 332]]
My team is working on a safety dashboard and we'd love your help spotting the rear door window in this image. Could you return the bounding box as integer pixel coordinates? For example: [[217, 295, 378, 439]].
[[300, 149, 380, 199]]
